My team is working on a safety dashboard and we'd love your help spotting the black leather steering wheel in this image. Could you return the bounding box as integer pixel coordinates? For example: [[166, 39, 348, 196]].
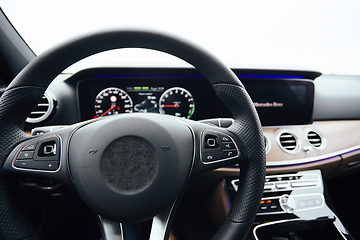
[[0, 30, 266, 240]]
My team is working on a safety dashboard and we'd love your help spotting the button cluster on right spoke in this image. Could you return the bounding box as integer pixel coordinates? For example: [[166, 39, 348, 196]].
[[201, 130, 239, 163]]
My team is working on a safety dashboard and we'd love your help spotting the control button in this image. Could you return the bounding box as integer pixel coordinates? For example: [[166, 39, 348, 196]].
[[279, 195, 295, 213], [204, 134, 220, 149], [298, 198, 322, 209], [22, 142, 38, 151], [315, 198, 322, 206], [15, 160, 32, 168], [222, 142, 236, 150], [207, 138, 217, 147], [202, 152, 223, 162], [270, 205, 279, 211], [264, 183, 275, 191], [202, 150, 239, 163], [34, 137, 60, 161], [15, 160, 59, 171], [17, 151, 34, 160], [44, 145, 56, 155], [260, 206, 269, 212], [306, 200, 315, 207], [298, 200, 307, 209], [223, 150, 238, 158], [290, 181, 318, 188], [219, 134, 231, 142], [276, 183, 290, 189]]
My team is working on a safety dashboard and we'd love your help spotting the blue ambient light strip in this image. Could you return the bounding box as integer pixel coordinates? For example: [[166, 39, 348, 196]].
[[93, 74, 305, 79]]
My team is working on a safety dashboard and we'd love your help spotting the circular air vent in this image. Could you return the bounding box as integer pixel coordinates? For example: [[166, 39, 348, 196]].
[[277, 130, 300, 154], [26, 91, 54, 123], [264, 134, 271, 154], [306, 130, 325, 150]]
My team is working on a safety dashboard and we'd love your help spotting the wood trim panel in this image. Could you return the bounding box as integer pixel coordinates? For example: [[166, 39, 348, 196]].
[[264, 120, 360, 164]]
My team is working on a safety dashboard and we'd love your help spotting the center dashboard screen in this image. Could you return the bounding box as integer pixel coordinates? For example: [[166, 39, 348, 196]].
[[242, 79, 314, 126], [77, 70, 314, 126]]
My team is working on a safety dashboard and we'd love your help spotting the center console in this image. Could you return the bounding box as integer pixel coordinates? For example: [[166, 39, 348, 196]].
[[226, 170, 352, 240]]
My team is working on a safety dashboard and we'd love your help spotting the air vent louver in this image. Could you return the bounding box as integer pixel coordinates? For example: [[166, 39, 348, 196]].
[[26, 91, 54, 123], [307, 130, 323, 148], [277, 131, 300, 154]]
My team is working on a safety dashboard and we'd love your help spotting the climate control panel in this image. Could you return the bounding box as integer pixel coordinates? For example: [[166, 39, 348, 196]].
[[231, 170, 324, 215]]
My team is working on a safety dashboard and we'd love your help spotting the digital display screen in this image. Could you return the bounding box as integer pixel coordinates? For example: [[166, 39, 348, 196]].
[[242, 79, 314, 126], [77, 71, 314, 126], [77, 77, 232, 121]]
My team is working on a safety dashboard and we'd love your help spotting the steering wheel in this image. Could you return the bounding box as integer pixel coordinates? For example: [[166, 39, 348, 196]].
[[0, 30, 266, 240]]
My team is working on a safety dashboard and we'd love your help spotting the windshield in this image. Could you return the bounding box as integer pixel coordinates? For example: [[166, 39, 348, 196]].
[[1, 0, 360, 75]]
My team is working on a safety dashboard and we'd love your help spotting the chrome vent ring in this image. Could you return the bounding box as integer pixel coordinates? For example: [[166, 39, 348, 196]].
[[277, 130, 300, 154], [264, 134, 271, 154], [306, 130, 326, 150], [26, 91, 54, 123]]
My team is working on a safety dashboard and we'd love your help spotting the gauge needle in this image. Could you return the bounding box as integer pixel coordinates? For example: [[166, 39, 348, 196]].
[[100, 105, 117, 117], [162, 104, 180, 108]]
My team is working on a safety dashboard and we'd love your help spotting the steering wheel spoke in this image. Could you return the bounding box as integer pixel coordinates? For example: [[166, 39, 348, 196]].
[[98, 217, 124, 240], [99, 204, 175, 240]]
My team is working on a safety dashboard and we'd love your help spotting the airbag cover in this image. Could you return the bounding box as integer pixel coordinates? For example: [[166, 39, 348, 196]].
[[68, 114, 194, 222]]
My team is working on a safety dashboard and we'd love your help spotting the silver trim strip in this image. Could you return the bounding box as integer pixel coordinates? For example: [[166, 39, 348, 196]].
[[253, 219, 300, 240], [333, 222, 348, 240], [253, 218, 347, 240], [267, 145, 360, 167]]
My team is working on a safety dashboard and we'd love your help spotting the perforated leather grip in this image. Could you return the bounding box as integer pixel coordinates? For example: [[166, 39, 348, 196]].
[[0, 87, 44, 240], [0, 87, 44, 169], [214, 84, 266, 223]]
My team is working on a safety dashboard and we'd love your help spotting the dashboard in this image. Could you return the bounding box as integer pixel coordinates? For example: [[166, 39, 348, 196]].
[[71, 68, 316, 126], [20, 66, 360, 177], [17, 67, 360, 239]]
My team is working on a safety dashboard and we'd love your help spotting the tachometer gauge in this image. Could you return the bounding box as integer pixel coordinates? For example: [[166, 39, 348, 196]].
[[159, 87, 195, 118], [94, 87, 133, 117]]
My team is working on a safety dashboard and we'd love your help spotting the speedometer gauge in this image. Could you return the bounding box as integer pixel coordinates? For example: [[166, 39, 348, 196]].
[[159, 87, 195, 119], [94, 87, 133, 117]]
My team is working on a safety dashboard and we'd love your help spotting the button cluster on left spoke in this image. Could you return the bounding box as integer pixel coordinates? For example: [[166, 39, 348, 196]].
[[14, 136, 60, 171]]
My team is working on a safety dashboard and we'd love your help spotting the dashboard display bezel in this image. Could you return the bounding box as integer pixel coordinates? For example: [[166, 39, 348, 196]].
[[75, 68, 315, 126]]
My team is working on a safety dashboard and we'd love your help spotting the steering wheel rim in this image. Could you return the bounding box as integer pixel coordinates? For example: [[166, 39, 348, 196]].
[[0, 30, 266, 240]]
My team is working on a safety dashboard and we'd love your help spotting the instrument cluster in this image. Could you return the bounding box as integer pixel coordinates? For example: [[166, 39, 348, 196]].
[[77, 72, 232, 122], [93, 86, 195, 119]]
